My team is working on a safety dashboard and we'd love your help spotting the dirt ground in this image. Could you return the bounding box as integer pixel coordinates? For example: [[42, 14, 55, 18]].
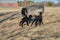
[[0, 7, 60, 40]]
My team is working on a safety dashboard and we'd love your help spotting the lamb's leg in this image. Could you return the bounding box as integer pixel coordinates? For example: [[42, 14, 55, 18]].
[[20, 21, 25, 28], [19, 21, 22, 26], [35, 21, 38, 26], [26, 21, 29, 26], [31, 19, 35, 26]]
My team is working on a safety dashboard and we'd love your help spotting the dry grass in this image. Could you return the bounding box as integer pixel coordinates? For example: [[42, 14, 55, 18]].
[[0, 7, 21, 13], [0, 7, 60, 40]]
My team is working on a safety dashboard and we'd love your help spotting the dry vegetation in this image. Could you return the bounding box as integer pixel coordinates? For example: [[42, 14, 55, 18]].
[[0, 7, 60, 40]]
